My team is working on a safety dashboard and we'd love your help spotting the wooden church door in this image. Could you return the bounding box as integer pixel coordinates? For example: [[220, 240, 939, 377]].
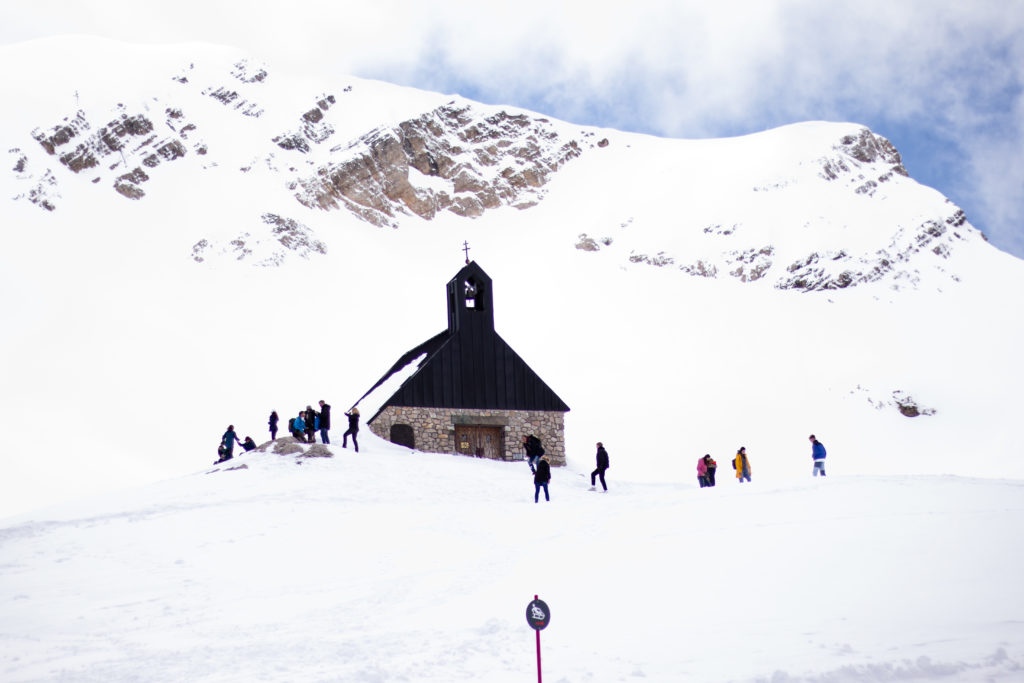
[[455, 426, 502, 459]]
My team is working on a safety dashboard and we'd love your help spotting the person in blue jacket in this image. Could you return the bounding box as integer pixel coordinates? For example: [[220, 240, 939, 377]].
[[291, 412, 307, 440], [810, 434, 827, 476]]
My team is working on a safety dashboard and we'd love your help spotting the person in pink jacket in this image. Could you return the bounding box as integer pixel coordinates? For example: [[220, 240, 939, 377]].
[[697, 456, 709, 487]]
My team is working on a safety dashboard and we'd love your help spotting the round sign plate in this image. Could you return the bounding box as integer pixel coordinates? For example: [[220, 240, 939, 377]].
[[526, 598, 550, 631]]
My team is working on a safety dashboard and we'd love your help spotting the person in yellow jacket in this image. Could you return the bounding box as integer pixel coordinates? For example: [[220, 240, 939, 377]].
[[733, 447, 751, 483]]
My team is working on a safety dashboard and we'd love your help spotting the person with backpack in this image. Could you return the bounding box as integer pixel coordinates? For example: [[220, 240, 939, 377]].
[[810, 434, 827, 476], [733, 447, 751, 483], [290, 412, 306, 440], [591, 442, 610, 491], [268, 411, 279, 441], [221, 425, 242, 461], [318, 400, 331, 444], [522, 434, 545, 473], [534, 454, 552, 503], [343, 407, 360, 452]]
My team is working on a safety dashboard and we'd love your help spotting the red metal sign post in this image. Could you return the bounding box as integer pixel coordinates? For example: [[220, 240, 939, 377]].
[[526, 595, 550, 683]]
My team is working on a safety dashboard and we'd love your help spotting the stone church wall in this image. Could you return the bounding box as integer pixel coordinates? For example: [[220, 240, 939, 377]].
[[368, 406, 566, 466]]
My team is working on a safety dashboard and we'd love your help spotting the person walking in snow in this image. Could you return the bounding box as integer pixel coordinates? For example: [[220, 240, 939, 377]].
[[522, 434, 545, 474], [534, 454, 552, 503], [697, 456, 709, 487], [343, 407, 360, 452], [733, 447, 751, 483], [810, 434, 827, 477], [318, 400, 331, 444], [269, 411, 279, 441], [591, 442, 610, 491], [704, 454, 718, 487], [221, 425, 242, 460]]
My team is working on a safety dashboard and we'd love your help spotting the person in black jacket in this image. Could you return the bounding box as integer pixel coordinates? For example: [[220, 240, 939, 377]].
[[591, 442, 610, 491], [534, 455, 551, 503], [304, 405, 318, 443], [522, 434, 544, 473], [343, 407, 360, 452], [704, 454, 718, 487], [241, 436, 257, 452], [318, 400, 331, 444], [268, 411, 279, 441]]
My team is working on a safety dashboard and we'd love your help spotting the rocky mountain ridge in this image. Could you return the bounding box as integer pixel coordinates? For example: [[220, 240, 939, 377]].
[[3, 41, 989, 291]]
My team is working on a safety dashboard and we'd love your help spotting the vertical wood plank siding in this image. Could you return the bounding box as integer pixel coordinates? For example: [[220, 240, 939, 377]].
[[366, 262, 569, 420]]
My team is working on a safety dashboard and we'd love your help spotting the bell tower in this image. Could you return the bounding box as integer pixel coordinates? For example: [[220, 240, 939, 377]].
[[446, 261, 494, 334]]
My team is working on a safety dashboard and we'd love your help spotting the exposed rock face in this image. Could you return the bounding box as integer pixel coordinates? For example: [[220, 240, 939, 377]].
[[6, 49, 983, 287], [291, 104, 583, 226], [607, 127, 978, 293], [776, 207, 971, 291], [25, 105, 200, 208], [191, 213, 327, 265], [728, 246, 774, 282], [273, 95, 337, 153], [818, 128, 908, 191]]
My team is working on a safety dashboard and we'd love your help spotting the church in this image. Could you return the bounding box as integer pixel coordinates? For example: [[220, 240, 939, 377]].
[[362, 260, 570, 465]]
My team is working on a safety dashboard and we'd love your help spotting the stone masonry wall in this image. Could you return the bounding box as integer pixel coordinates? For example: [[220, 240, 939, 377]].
[[369, 406, 566, 466]]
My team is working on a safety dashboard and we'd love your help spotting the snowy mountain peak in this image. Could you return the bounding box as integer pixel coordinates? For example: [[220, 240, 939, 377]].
[[2, 39, 991, 294]]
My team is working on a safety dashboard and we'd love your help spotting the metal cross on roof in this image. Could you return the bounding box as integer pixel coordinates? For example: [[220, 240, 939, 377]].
[[462, 241, 471, 264]]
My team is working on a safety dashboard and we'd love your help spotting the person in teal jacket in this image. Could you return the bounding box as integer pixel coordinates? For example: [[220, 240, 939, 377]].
[[221, 425, 242, 459]]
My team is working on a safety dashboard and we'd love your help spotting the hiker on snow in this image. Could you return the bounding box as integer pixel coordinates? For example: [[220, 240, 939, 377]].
[[318, 400, 331, 444], [269, 411, 279, 441], [704, 454, 717, 487], [291, 412, 306, 440], [304, 405, 318, 443], [221, 425, 242, 460], [733, 447, 751, 483], [810, 434, 827, 476], [591, 442, 609, 491], [343, 407, 360, 452], [522, 434, 545, 473], [698, 456, 709, 487], [534, 454, 552, 503]]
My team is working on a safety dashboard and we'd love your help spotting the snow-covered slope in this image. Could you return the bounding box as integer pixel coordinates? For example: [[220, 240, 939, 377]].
[[1, 37, 1023, 518], [1, 440, 1022, 681]]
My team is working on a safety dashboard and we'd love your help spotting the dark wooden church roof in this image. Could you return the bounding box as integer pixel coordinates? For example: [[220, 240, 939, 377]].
[[363, 262, 570, 424]]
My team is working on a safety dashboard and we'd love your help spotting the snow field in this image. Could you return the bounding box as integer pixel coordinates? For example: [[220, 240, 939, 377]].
[[1, 438, 1022, 681]]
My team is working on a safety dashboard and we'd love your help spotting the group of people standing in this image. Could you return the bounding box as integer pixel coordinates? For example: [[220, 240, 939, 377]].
[[216, 399, 362, 464], [272, 400, 336, 445], [270, 401, 361, 451], [694, 436, 827, 486]]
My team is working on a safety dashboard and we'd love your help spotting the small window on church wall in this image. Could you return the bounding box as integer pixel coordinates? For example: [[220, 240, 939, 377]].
[[464, 277, 485, 311]]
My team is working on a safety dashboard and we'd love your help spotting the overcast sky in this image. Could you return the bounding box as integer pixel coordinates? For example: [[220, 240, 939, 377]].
[[4, 0, 1023, 259]]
